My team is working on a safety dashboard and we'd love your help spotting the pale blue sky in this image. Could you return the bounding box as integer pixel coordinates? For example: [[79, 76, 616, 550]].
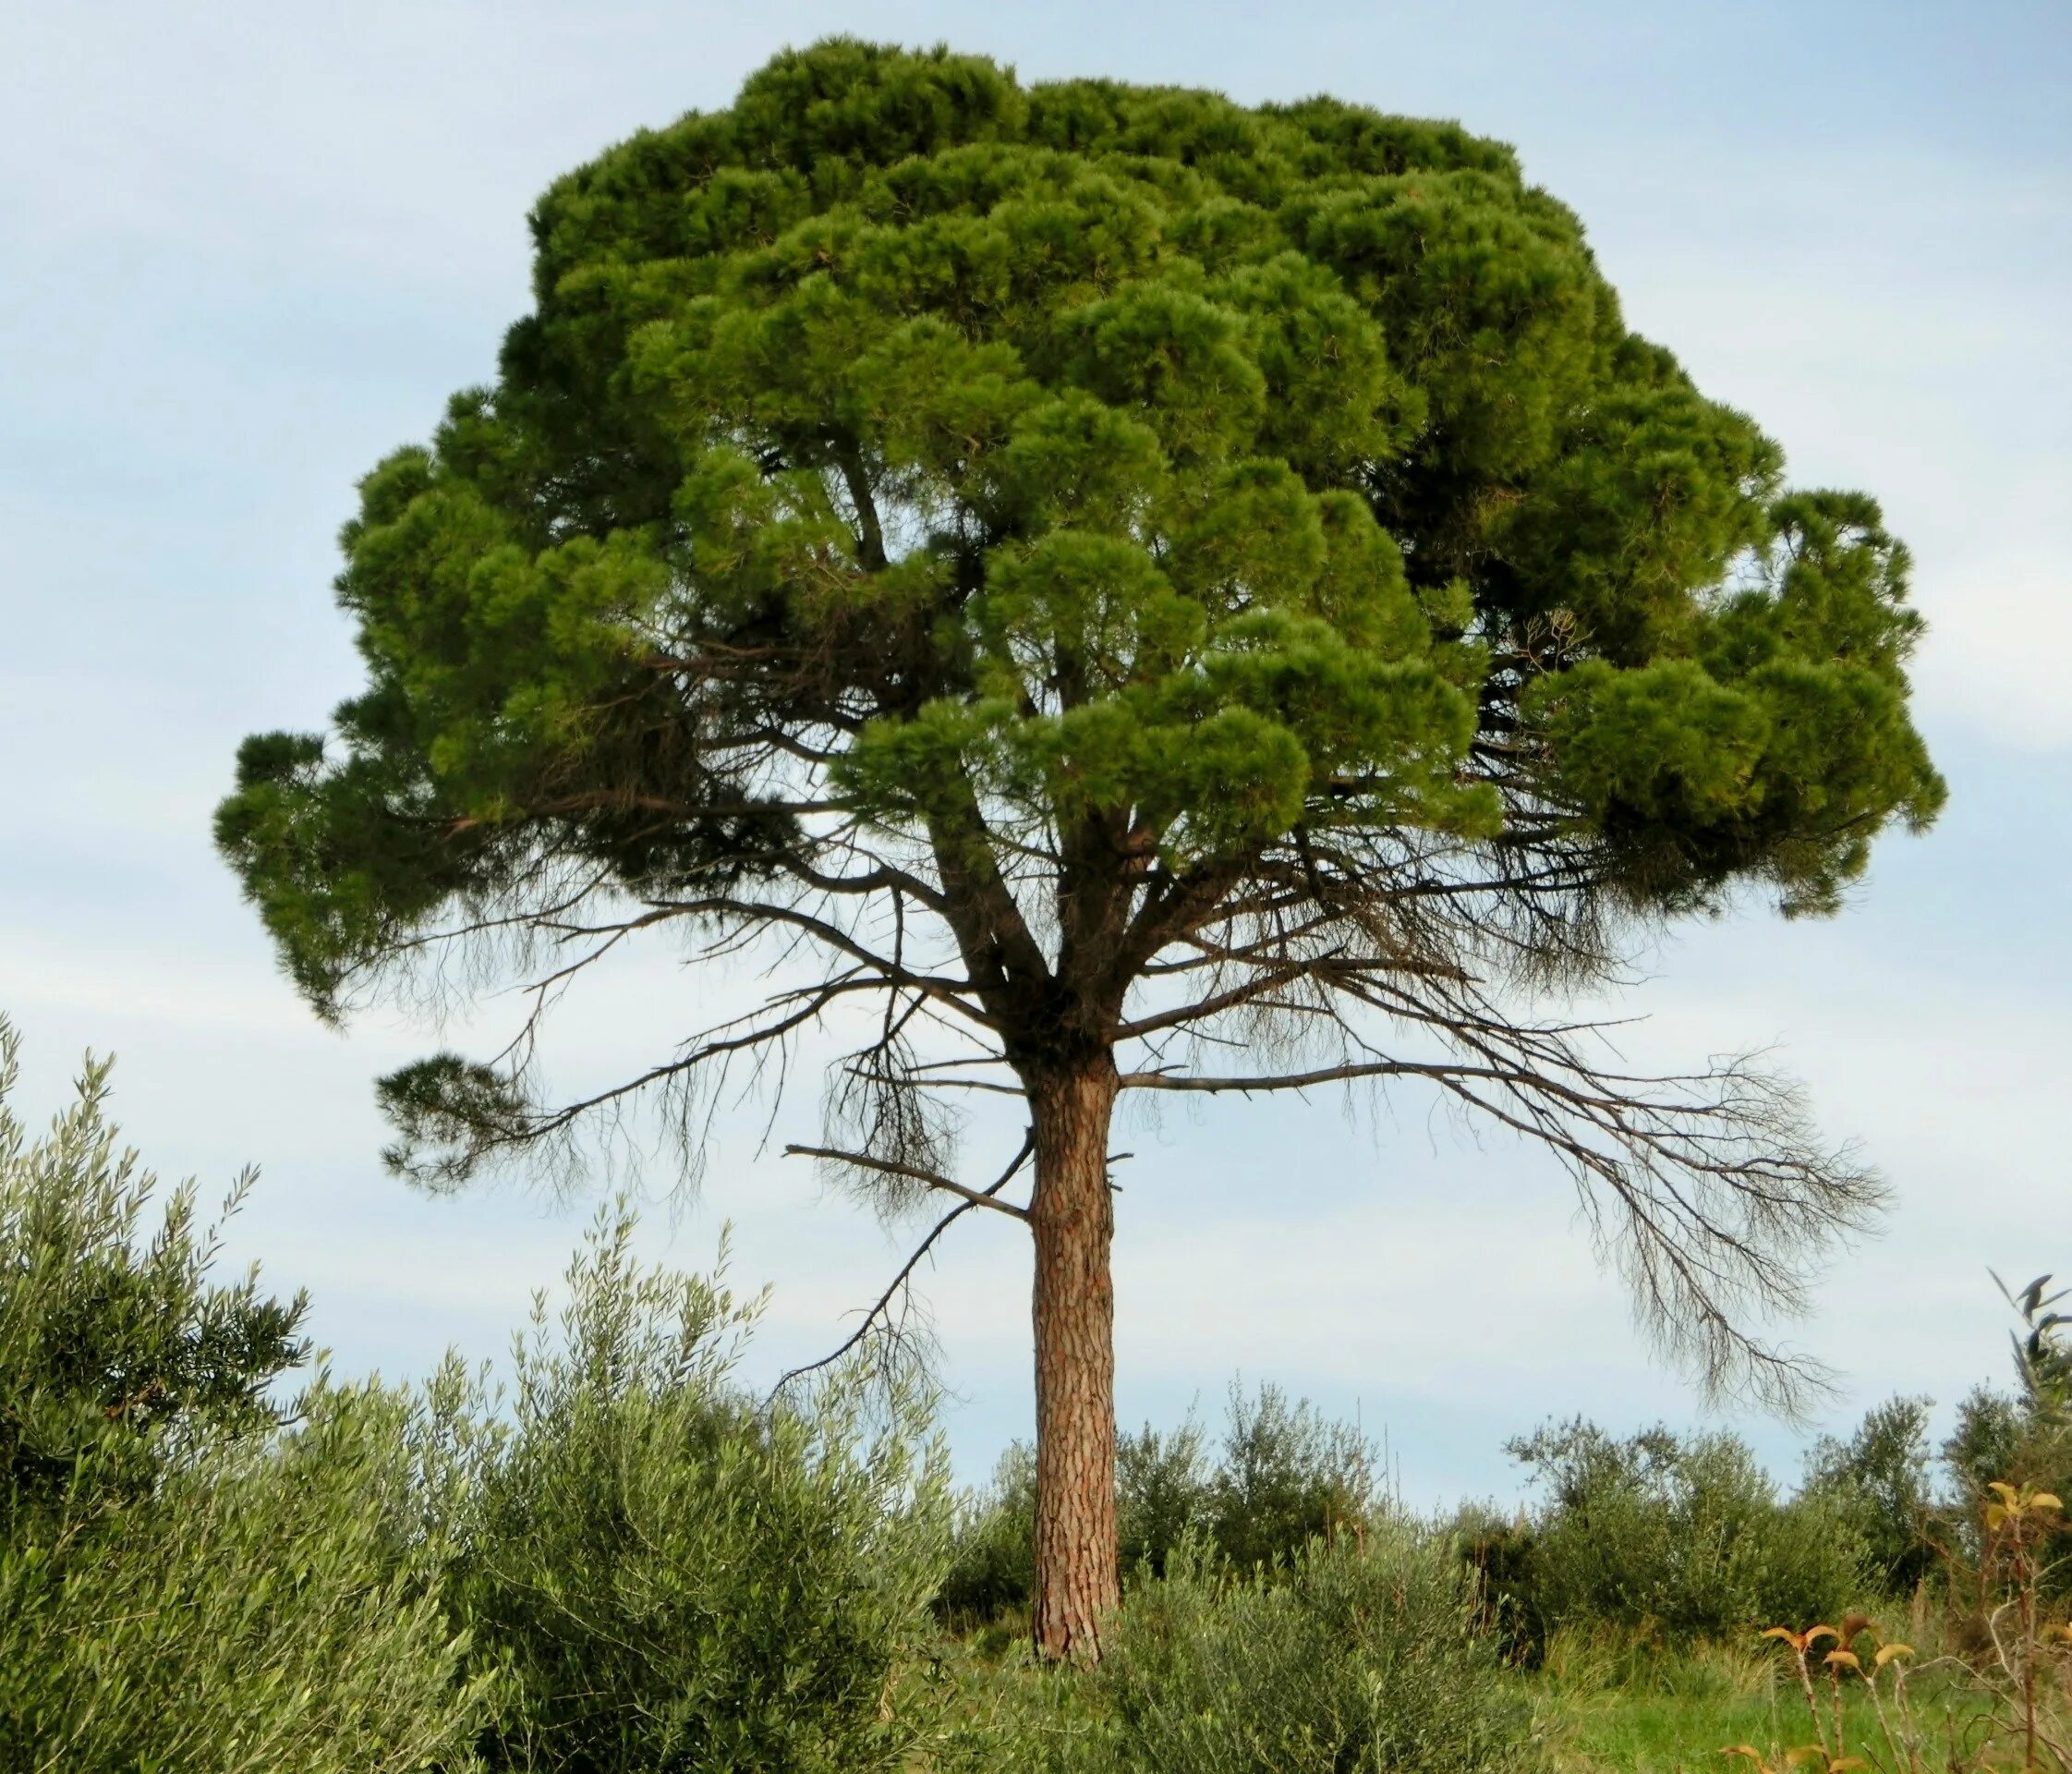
[[3, 1, 2067, 1499]]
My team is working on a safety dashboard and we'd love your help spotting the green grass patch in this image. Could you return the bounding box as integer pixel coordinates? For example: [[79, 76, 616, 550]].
[[1535, 1635, 2003, 1774]]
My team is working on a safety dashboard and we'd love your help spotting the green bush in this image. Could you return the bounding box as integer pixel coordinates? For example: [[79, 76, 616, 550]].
[[939, 1440, 1039, 1628], [1117, 1415, 1212, 1580], [0, 1034, 307, 1534], [0, 1377, 492, 1774], [925, 1644, 1108, 1774], [1944, 1385, 2030, 1508], [939, 1385, 1375, 1626], [1206, 1383, 1374, 1574], [0, 1023, 487, 1771], [457, 1205, 956, 1774], [938, 1416, 1219, 1628], [1803, 1394, 1938, 1595], [1452, 1503, 1546, 1660], [1084, 1527, 1542, 1774], [1499, 1419, 1865, 1639]]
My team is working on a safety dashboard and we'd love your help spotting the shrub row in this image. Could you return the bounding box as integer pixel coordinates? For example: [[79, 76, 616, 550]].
[[1456, 1419, 1866, 1658]]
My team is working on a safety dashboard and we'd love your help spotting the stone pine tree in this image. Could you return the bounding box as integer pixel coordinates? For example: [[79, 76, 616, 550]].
[[217, 42, 1945, 1659]]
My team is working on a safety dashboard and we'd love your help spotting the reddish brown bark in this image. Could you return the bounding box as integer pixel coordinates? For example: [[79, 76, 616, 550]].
[[1027, 1058, 1121, 1662]]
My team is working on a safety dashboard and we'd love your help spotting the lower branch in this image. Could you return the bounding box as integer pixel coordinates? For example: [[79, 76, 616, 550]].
[[769, 1128, 1036, 1398], [782, 1142, 1033, 1221]]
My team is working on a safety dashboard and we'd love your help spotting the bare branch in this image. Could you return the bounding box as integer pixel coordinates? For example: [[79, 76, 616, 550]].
[[768, 1127, 1036, 1398], [782, 1142, 1032, 1221], [1120, 1058, 1505, 1094]]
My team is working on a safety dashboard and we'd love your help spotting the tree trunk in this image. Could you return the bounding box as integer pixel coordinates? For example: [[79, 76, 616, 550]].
[[1026, 1057, 1121, 1662]]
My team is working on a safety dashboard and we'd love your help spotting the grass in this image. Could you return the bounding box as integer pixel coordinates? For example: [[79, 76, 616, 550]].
[[1557, 1685, 1866, 1774], [1552, 1683, 2009, 1774], [1533, 1627, 2006, 1774]]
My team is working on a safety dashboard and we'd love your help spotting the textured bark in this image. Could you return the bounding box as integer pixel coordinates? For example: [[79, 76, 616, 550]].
[[1027, 1058, 1121, 1662]]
